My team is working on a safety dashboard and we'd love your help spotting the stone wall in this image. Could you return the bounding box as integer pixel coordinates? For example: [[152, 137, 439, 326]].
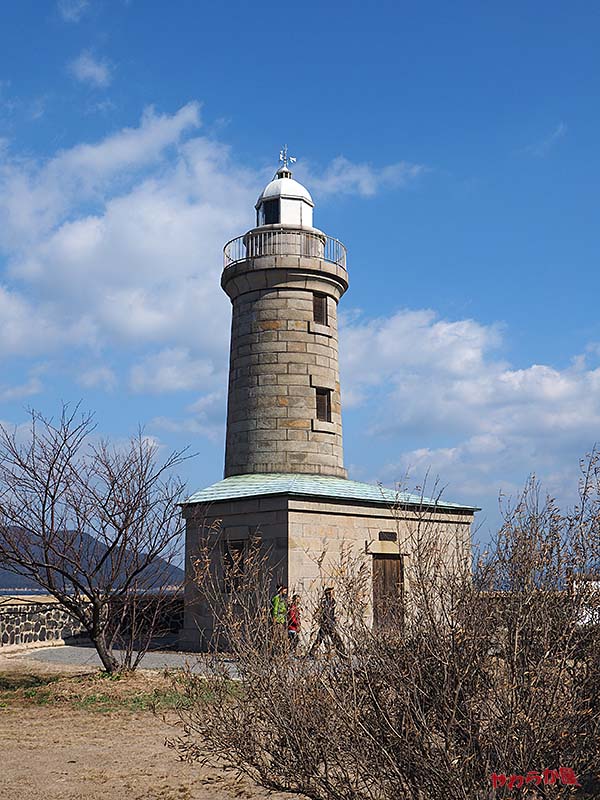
[[0, 594, 185, 650], [0, 597, 85, 648], [181, 496, 288, 651], [287, 497, 472, 591]]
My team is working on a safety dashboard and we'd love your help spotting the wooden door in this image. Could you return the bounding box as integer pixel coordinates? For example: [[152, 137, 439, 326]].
[[372, 554, 404, 629]]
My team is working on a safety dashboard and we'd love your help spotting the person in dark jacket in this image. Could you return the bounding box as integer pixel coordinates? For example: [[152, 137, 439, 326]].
[[309, 587, 346, 657]]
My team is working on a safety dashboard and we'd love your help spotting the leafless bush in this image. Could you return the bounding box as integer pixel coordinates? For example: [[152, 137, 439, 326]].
[[173, 459, 600, 800], [0, 404, 188, 673]]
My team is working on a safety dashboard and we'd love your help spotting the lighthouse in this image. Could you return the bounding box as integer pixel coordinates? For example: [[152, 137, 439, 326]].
[[222, 152, 347, 479], [180, 151, 477, 649]]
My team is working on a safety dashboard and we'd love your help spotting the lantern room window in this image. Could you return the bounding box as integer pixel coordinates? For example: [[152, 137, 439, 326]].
[[261, 199, 280, 225]]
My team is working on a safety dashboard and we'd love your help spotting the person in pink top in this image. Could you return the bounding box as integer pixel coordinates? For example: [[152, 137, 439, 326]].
[[287, 594, 301, 654]]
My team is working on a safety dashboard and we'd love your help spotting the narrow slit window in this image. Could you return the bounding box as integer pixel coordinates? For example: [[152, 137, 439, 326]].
[[262, 199, 280, 225], [313, 293, 328, 325], [315, 388, 332, 422], [223, 539, 246, 591]]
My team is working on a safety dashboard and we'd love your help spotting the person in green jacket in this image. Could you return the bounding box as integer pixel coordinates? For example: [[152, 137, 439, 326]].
[[271, 585, 288, 624], [270, 585, 288, 655]]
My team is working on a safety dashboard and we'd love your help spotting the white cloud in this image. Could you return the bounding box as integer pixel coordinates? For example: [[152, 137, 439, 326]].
[[78, 365, 117, 391], [0, 103, 203, 253], [86, 99, 116, 116], [28, 97, 46, 121], [341, 309, 502, 410], [341, 308, 600, 508], [0, 104, 240, 388], [303, 156, 426, 198], [0, 285, 64, 356], [69, 51, 113, 88], [0, 375, 42, 402], [0, 82, 17, 117], [58, 0, 91, 22], [526, 122, 567, 158], [152, 391, 226, 442], [130, 348, 223, 393], [0, 82, 47, 122]]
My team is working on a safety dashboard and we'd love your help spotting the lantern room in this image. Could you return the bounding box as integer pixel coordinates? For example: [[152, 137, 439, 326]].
[[255, 164, 315, 228]]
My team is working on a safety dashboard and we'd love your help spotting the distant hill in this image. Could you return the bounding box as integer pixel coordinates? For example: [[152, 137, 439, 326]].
[[0, 566, 42, 593], [0, 529, 184, 594]]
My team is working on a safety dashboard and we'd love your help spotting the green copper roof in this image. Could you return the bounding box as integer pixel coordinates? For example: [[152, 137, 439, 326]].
[[185, 473, 478, 512]]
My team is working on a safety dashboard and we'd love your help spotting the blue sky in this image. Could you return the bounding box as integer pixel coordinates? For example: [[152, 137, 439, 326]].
[[0, 0, 599, 537]]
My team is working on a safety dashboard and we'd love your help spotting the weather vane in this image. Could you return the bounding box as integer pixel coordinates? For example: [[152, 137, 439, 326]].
[[279, 144, 296, 169]]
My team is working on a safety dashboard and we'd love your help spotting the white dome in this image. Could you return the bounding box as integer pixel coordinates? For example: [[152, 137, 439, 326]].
[[256, 177, 314, 208]]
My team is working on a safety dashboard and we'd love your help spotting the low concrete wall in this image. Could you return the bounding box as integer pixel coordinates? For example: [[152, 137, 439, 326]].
[[0, 596, 85, 648]]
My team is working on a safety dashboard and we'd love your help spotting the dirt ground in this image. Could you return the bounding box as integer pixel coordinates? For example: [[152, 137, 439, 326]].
[[0, 652, 298, 800]]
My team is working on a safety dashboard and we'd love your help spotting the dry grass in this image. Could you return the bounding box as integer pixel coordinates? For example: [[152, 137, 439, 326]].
[[0, 662, 189, 714], [0, 652, 299, 800]]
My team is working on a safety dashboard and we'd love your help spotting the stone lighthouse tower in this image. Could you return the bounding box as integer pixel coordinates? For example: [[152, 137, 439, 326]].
[[180, 151, 477, 650], [222, 154, 348, 479]]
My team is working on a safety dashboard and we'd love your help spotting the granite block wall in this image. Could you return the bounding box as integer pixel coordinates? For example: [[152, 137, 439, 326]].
[[180, 496, 474, 651], [0, 599, 84, 647], [221, 245, 348, 478]]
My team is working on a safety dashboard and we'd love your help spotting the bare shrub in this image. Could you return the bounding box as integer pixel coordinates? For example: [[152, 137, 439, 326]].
[[173, 462, 600, 800]]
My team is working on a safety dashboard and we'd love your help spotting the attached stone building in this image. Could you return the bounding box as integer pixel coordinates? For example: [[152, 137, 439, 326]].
[[181, 158, 477, 649]]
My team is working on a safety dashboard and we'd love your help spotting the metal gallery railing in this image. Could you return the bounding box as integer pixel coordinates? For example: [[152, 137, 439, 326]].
[[223, 229, 347, 270]]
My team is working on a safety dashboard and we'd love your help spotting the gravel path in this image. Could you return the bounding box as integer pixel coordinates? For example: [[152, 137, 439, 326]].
[[8, 643, 205, 670]]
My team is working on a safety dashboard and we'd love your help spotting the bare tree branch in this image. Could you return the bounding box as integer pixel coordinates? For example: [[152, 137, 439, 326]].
[[0, 404, 190, 673]]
